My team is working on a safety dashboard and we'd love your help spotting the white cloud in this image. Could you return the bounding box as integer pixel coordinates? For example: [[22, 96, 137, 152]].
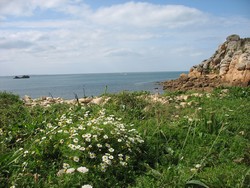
[[1, 20, 83, 29], [103, 48, 142, 57], [0, 39, 33, 49], [0, 1, 250, 76], [91, 2, 207, 28], [0, 0, 89, 18]]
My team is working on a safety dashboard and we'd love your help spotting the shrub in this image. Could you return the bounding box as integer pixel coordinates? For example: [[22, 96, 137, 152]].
[[105, 91, 149, 121], [9, 106, 145, 187]]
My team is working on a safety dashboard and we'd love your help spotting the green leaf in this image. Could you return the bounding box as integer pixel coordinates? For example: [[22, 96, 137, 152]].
[[185, 180, 210, 188]]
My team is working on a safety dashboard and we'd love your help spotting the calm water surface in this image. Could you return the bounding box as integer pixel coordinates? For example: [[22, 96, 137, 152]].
[[0, 72, 185, 99]]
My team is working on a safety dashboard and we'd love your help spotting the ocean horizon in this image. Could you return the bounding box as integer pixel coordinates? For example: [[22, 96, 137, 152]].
[[0, 71, 186, 99]]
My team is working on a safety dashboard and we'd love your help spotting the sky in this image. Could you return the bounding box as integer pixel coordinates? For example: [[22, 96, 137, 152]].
[[0, 0, 250, 76]]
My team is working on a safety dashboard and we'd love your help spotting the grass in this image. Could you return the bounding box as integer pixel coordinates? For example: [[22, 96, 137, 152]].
[[0, 87, 249, 188]]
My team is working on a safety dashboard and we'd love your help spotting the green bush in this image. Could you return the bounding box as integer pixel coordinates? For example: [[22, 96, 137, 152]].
[[7, 106, 145, 187]]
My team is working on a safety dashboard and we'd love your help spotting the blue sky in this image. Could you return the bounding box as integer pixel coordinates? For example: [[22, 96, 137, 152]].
[[0, 0, 250, 76]]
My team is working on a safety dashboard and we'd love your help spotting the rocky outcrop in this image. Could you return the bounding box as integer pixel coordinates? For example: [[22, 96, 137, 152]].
[[163, 73, 222, 91], [163, 34, 250, 91]]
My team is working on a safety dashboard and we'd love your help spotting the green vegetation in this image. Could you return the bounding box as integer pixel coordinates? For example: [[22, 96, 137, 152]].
[[0, 88, 249, 188]]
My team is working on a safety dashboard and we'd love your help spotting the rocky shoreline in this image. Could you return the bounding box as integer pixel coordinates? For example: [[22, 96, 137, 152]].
[[22, 94, 170, 107], [162, 34, 250, 91], [162, 73, 223, 92], [22, 95, 109, 107]]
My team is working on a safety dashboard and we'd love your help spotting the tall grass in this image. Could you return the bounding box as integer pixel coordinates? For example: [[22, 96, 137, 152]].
[[0, 87, 249, 187]]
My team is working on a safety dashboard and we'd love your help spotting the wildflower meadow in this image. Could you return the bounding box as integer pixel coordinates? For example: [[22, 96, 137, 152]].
[[0, 87, 249, 187]]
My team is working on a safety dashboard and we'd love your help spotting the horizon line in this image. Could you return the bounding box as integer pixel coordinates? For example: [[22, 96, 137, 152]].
[[0, 70, 189, 77]]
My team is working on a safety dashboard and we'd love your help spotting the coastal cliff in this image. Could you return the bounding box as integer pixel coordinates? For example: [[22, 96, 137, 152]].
[[163, 34, 250, 91]]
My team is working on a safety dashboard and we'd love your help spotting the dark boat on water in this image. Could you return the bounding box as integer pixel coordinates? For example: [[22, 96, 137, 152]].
[[14, 75, 30, 79]]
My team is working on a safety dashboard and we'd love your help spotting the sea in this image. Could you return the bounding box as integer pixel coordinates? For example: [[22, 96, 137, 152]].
[[0, 72, 185, 99]]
